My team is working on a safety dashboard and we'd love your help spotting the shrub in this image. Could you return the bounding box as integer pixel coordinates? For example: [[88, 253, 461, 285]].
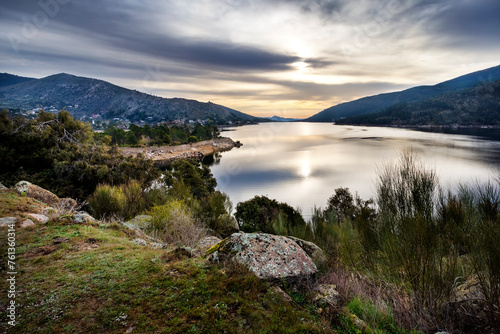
[[147, 201, 207, 247], [375, 149, 460, 311], [88, 184, 126, 219], [235, 195, 311, 239]]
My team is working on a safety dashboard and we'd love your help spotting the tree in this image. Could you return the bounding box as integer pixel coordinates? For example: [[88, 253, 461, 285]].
[[235, 195, 309, 238], [126, 131, 139, 145], [0, 110, 159, 199], [325, 187, 355, 223]]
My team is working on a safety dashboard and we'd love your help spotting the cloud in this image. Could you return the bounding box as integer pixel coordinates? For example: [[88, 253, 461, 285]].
[[0, 0, 499, 118]]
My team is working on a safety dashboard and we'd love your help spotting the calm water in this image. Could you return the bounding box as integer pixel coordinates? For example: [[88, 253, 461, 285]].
[[210, 123, 500, 219]]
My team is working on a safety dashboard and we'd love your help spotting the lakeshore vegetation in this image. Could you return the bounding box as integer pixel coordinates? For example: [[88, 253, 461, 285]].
[[1, 110, 499, 333]]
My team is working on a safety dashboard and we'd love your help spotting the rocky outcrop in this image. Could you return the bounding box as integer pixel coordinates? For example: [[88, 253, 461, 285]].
[[15, 181, 60, 207], [207, 232, 318, 283], [14, 181, 79, 211]]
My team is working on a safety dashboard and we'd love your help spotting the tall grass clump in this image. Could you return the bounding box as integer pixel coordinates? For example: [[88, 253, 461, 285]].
[[89, 180, 150, 220], [463, 181, 500, 326], [147, 201, 207, 248], [375, 149, 461, 314]]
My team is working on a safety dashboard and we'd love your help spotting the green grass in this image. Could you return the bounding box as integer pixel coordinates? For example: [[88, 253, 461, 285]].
[[0, 211, 330, 333]]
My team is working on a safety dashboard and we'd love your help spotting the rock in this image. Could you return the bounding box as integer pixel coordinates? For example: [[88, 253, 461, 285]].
[[21, 219, 36, 228], [60, 198, 78, 211], [72, 211, 96, 224], [15, 181, 60, 206], [124, 215, 153, 230], [196, 236, 222, 254], [0, 217, 17, 226], [287, 236, 325, 263], [0, 182, 7, 190], [313, 284, 339, 308], [207, 232, 318, 283], [27, 214, 50, 224]]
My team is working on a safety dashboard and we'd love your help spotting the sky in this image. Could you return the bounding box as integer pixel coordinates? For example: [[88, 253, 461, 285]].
[[1, 0, 500, 118]]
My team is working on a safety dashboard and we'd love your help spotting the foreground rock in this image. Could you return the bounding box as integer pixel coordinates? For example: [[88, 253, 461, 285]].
[[207, 232, 318, 283]]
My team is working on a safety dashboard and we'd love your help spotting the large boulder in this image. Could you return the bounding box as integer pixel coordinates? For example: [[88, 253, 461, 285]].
[[15, 181, 60, 207], [207, 232, 318, 283], [287, 236, 325, 264]]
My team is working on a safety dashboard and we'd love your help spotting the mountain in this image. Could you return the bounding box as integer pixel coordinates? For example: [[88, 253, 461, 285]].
[[0, 73, 35, 87], [306, 65, 500, 122], [264, 115, 304, 122], [336, 80, 500, 126], [0, 73, 262, 124]]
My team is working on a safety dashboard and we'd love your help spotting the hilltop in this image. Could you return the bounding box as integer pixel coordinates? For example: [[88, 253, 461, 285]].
[[0, 73, 262, 124], [306, 65, 500, 123]]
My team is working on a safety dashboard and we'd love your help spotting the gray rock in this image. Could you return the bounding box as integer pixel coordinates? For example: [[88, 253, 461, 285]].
[[207, 232, 318, 283], [27, 214, 49, 224], [20, 219, 36, 228], [0, 217, 17, 226], [313, 284, 339, 308], [73, 211, 96, 224], [287, 236, 325, 263], [0, 182, 7, 190]]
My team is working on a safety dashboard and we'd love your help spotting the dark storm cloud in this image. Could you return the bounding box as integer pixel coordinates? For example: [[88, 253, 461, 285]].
[[1, 0, 301, 71]]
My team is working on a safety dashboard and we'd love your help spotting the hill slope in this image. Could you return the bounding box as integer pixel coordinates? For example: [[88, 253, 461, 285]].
[[336, 80, 500, 126], [0, 73, 261, 124], [307, 65, 500, 122]]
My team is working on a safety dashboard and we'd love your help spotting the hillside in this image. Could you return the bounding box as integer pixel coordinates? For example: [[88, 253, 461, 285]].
[[0, 73, 262, 124], [0, 73, 35, 88], [336, 80, 500, 126], [306, 65, 500, 122]]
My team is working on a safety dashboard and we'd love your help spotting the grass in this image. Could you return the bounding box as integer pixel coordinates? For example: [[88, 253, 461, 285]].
[[0, 192, 331, 333]]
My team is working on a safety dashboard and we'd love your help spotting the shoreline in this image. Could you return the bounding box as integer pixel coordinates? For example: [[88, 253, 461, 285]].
[[119, 137, 241, 167]]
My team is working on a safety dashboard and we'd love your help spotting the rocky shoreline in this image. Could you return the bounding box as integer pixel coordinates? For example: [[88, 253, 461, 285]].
[[119, 137, 241, 167]]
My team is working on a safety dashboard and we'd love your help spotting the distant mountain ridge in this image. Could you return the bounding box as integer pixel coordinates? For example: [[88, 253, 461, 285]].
[[306, 65, 500, 122], [0, 73, 262, 124], [336, 79, 500, 126], [264, 115, 304, 122]]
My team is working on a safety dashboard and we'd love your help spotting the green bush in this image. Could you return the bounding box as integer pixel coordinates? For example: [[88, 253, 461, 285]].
[[88, 184, 126, 219], [235, 195, 311, 239]]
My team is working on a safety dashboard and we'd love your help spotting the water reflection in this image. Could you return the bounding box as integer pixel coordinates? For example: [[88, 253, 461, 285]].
[[211, 123, 500, 219]]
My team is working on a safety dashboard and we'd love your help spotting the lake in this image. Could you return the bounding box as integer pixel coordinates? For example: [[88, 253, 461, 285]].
[[210, 123, 500, 219]]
